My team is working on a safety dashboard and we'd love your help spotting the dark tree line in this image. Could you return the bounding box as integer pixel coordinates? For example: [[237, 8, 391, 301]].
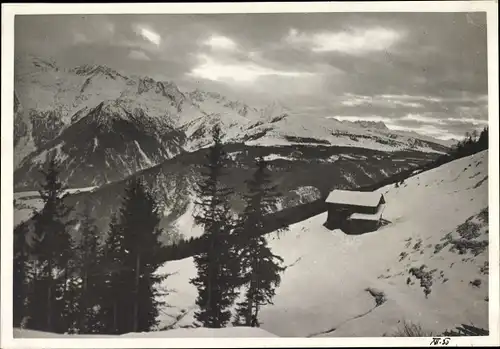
[[451, 126, 488, 158], [189, 124, 286, 328], [13, 158, 167, 334], [412, 126, 489, 177]]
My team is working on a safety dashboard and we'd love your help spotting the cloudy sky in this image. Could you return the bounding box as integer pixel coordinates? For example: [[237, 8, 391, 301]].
[[15, 12, 489, 140]]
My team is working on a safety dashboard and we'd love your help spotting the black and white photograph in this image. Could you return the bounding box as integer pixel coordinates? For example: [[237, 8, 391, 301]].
[[1, 2, 499, 347]]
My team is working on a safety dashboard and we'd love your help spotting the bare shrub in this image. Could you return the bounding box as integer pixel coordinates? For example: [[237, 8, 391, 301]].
[[409, 265, 435, 298], [413, 239, 422, 250], [469, 279, 482, 288], [392, 321, 434, 337], [392, 322, 489, 337], [478, 207, 488, 223], [449, 239, 488, 256], [479, 261, 489, 275], [433, 241, 450, 254], [457, 220, 482, 240], [365, 287, 387, 306], [443, 324, 489, 336]]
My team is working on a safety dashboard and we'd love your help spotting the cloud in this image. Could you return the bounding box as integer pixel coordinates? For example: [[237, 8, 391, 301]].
[[403, 114, 447, 125], [286, 27, 403, 55], [133, 24, 161, 46], [70, 20, 116, 46], [395, 113, 488, 130], [72, 32, 90, 45], [328, 115, 394, 123], [128, 50, 150, 61], [446, 117, 488, 126], [386, 123, 461, 140], [105, 22, 115, 35], [341, 94, 424, 108], [188, 54, 314, 83], [204, 35, 238, 51], [377, 94, 488, 105], [378, 94, 443, 103]]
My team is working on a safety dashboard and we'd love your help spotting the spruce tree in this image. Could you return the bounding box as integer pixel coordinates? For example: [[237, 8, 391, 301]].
[[478, 127, 488, 150], [98, 212, 124, 334], [55, 268, 81, 334], [233, 157, 285, 327], [190, 123, 239, 328], [27, 157, 74, 332], [13, 223, 30, 327], [73, 200, 102, 333], [98, 177, 166, 334]]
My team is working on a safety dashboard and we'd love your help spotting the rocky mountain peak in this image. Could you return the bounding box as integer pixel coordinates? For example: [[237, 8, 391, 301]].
[[136, 77, 186, 113], [137, 77, 157, 94], [15, 55, 59, 74], [353, 120, 390, 130], [188, 89, 205, 102], [85, 101, 130, 127], [260, 100, 290, 119], [71, 64, 127, 80]]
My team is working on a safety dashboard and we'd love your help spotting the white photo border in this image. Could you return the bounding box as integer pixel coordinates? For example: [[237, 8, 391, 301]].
[[1, 2, 498, 348]]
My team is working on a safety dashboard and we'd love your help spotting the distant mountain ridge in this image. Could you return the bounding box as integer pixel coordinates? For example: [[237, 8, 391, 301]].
[[14, 100, 187, 189], [14, 55, 451, 190], [353, 120, 390, 130]]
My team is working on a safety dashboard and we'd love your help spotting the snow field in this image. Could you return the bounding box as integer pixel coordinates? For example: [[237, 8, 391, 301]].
[[155, 150, 489, 337], [13, 326, 277, 338]]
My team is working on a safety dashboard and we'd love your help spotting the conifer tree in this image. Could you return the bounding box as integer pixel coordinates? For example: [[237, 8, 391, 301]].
[[13, 222, 30, 327], [55, 268, 82, 334], [74, 200, 102, 333], [233, 157, 285, 327], [98, 212, 124, 334], [98, 178, 166, 334], [27, 157, 74, 332], [478, 127, 488, 150], [190, 124, 239, 328]]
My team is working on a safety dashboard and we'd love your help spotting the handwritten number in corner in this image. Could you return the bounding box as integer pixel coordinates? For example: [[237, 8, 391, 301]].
[[430, 337, 451, 346]]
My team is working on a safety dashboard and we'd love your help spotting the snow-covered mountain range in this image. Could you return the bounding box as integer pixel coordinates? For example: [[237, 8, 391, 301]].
[[14, 55, 451, 191]]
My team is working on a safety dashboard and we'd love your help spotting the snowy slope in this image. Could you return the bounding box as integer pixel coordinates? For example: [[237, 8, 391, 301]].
[[154, 150, 489, 337], [13, 326, 278, 338]]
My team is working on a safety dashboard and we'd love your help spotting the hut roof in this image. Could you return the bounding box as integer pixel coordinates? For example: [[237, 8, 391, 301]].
[[326, 190, 383, 207]]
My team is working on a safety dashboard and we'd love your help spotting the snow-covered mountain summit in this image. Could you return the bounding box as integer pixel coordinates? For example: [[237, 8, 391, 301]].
[[14, 56, 452, 189], [352, 120, 390, 130], [233, 113, 450, 154]]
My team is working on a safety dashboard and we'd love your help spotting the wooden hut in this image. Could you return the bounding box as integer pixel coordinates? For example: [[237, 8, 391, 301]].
[[325, 190, 386, 234]]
